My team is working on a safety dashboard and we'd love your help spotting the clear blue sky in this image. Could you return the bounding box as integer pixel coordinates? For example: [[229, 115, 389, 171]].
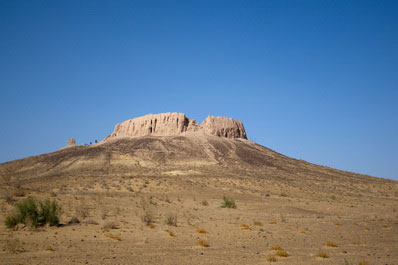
[[1, 0, 397, 180]]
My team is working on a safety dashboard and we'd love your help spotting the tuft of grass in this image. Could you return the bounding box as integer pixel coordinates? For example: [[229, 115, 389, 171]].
[[164, 212, 178, 226], [141, 210, 154, 225], [276, 249, 289, 257], [197, 239, 210, 247], [316, 251, 329, 258], [280, 193, 288, 197], [358, 261, 368, 265], [253, 221, 263, 226], [168, 230, 175, 237], [44, 245, 55, 251], [271, 245, 283, 251], [241, 224, 251, 230], [221, 196, 236, 209], [5, 197, 60, 229], [267, 255, 277, 262], [197, 228, 207, 234], [276, 249, 289, 258], [326, 241, 338, 247]]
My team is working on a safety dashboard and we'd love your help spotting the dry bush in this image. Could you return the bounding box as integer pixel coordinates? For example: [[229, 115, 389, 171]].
[[316, 251, 329, 258], [326, 241, 338, 247], [141, 210, 155, 225], [271, 245, 283, 251], [253, 221, 263, 226], [197, 239, 210, 247], [44, 246, 55, 251], [165, 212, 178, 226], [276, 249, 289, 257], [240, 224, 251, 230], [197, 228, 207, 234]]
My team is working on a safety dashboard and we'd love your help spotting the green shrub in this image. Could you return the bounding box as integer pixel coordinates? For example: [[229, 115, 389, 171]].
[[221, 196, 236, 209], [4, 197, 60, 229]]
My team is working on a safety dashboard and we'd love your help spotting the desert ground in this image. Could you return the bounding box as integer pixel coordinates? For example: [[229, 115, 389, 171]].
[[1, 161, 397, 265]]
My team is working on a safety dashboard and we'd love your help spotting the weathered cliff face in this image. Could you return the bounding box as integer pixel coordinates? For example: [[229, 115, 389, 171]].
[[104, 113, 247, 140], [201, 116, 247, 139]]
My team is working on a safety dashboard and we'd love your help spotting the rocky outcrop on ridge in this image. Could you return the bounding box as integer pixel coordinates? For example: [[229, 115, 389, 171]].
[[104, 113, 247, 140], [68, 138, 76, 146]]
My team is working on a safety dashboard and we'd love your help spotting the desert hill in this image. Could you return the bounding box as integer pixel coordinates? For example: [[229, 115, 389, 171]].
[[0, 113, 389, 194], [0, 113, 397, 265]]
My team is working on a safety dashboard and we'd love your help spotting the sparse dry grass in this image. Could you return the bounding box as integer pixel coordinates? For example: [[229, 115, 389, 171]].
[[276, 249, 289, 257], [316, 251, 329, 258], [253, 221, 263, 226], [165, 212, 178, 226], [326, 241, 338, 247], [198, 239, 210, 247], [141, 210, 154, 225], [44, 245, 55, 251], [197, 228, 207, 234], [271, 245, 283, 251], [241, 223, 251, 230]]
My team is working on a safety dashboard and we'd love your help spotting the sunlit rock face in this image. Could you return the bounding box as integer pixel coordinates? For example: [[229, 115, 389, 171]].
[[104, 113, 247, 140]]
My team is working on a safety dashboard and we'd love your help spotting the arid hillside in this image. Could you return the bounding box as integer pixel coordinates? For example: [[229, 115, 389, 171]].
[[0, 113, 397, 265]]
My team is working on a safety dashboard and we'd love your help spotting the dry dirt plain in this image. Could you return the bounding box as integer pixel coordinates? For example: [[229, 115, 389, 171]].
[[1, 171, 397, 265]]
